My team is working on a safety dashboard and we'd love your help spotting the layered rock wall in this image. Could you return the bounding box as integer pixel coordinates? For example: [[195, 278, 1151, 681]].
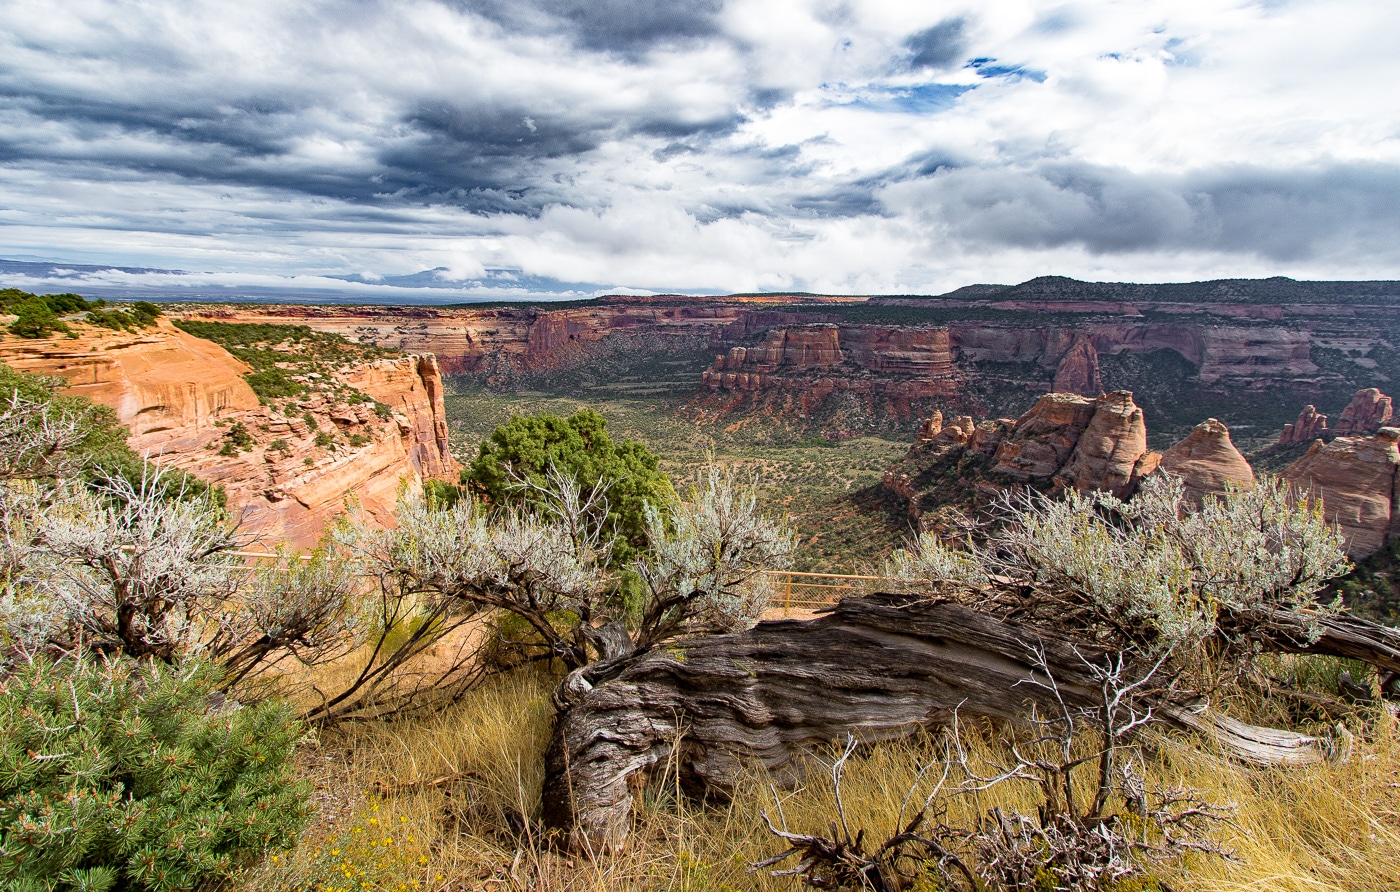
[[0, 321, 459, 548], [1283, 429, 1400, 558]]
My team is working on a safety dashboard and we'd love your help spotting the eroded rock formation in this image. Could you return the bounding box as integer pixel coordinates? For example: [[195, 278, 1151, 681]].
[[0, 321, 459, 548], [1283, 428, 1400, 558], [882, 391, 1159, 526], [990, 392, 1156, 499], [1158, 419, 1256, 504], [1279, 405, 1328, 445], [1335, 388, 1394, 435]]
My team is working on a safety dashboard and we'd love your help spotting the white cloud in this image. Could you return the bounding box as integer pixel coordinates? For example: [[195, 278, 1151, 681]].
[[1, 0, 1398, 295]]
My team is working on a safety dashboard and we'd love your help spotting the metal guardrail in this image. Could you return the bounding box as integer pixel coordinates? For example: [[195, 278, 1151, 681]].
[[224, 551, 893, 612], [762, 570, 896, 612]]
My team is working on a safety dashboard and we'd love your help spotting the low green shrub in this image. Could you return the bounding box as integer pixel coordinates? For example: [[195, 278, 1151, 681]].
[[0, 656, 310, 892]]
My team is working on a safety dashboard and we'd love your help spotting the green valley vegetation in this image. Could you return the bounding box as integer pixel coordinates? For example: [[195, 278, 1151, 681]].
[[172, 319, 397, 408], [444, 383, 910, 573], [1, 288, 162, 339], [466, 408, 674, 566]]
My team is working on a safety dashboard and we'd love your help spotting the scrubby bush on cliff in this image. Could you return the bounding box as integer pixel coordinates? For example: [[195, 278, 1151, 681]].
[[356, 461, 792, 676], [85, 301, 160, 333], [466, 408, 674, 566], [1, 290, 105, 340], [0, 363, 220, 505], [0, 655, 309, 892], [883, 475, 1350, 673]]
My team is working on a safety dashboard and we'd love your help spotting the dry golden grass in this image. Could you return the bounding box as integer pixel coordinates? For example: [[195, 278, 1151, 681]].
[[235, 660, 1400, 892]]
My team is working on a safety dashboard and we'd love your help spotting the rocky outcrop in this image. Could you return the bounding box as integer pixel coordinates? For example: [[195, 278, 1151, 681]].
[[702, 325, 959, 401], [991, 394, 1100, 482], [340, 354, 456, 479], [1283, 429, 1400, 558], [0, 319, 261, 435], [1158, 419, 1255, 504], [1052, 391, 1158, 498], [883, 391, 1159, 526], [915, 412, 943, 442], [1335, 388, 1393, 435], [0, 321, 459, 548], [1279, 405, 1328, 445]]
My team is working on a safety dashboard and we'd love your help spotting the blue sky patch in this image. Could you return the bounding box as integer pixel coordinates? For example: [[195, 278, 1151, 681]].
[[966, 58, 1048, 83]]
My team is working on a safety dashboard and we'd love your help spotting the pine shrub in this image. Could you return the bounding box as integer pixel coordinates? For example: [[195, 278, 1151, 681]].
[[0, 656, 311, 892]]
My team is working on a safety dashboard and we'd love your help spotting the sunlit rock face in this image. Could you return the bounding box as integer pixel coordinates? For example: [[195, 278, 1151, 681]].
[[1159, 418, 1255, 505], [1284, 428, 1400, 559], [1334, 388, 1394, 436], [0, 321, 459, 548]]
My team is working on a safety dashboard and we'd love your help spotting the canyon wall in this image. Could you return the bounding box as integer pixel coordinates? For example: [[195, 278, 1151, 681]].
[[168, 278, 1400, 440], [0, 320, 459, 548]]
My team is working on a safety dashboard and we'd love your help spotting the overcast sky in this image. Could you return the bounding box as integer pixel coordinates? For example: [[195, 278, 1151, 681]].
[[2, 0, 1399, 299]]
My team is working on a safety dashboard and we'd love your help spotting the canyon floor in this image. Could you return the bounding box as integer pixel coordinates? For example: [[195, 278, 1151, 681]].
[[444, 373, 912, 574]]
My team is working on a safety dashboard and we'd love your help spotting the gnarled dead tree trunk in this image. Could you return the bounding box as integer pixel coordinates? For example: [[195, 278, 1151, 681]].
[[541, 595, 1356, 851]]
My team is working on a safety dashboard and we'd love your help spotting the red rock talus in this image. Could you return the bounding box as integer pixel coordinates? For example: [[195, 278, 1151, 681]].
[[1158, 419, 1255, 504], [1335, 388, 1394, 435], [1283, 429, 1400, 558]]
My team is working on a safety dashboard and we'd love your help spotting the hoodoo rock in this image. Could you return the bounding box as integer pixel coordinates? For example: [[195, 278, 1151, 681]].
[[1279, 405, 1328, 445], [915, 411, 943, 442], [1158, 419, 1256, 504], [990, 393, 1100, 482], [1053, 391, 1158, 498], [1283, 428, 1400, 558], [1335, 388, 1394, 435], [1051, 336, 1103, 397]]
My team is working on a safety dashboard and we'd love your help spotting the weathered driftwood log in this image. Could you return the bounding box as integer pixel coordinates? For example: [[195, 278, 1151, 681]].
[[541, 595, 1334, 851]]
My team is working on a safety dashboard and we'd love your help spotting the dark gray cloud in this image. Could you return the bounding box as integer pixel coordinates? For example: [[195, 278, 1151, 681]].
[[904, 18, 968, 71], [886, 162, 1400, 261], [452, 0, 725, 55]]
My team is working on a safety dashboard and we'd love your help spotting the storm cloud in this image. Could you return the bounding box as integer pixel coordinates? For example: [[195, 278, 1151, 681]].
[[1, 0, 1398, 296]]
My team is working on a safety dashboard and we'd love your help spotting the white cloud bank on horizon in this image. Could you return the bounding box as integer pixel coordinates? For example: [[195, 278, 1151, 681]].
[[2, 0, 1399, 296]]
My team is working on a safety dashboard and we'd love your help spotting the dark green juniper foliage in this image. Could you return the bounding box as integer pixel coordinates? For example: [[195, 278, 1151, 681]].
[[0, 657, 310, 892], [466, 408, 674, 565]]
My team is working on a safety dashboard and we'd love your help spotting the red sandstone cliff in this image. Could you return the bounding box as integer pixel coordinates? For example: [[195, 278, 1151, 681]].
[[1283, 428, 1400, 558], [0, 320, 459, 548]]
